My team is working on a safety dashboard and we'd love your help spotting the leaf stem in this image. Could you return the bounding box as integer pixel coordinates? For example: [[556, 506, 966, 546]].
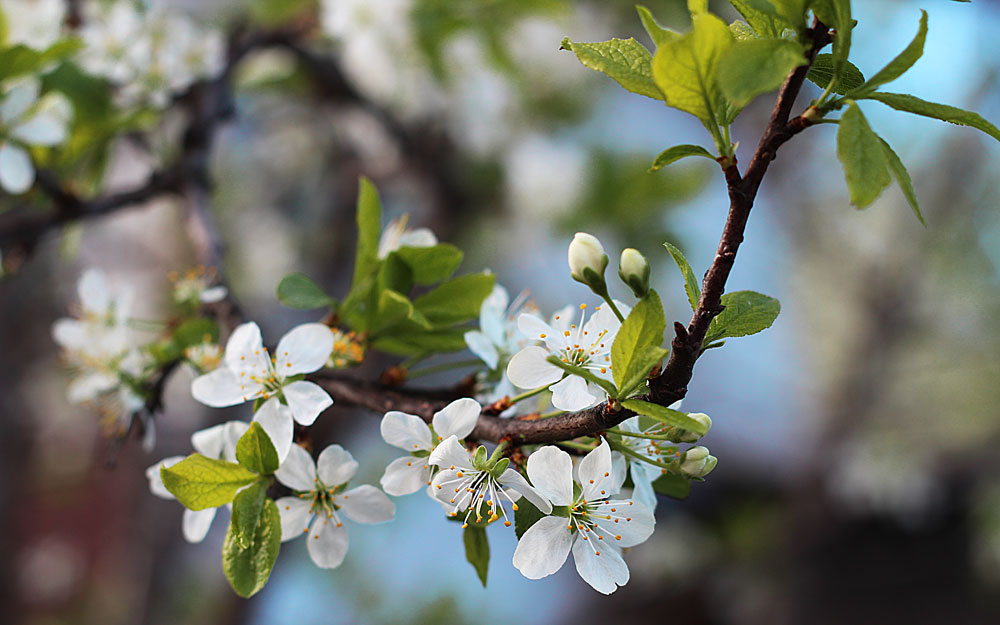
[[508, 385, 549, 405]]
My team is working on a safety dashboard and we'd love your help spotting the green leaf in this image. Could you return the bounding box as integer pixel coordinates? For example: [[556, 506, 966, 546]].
[[230, 479, 269, 549], [160, 454, 258, 511], [560, 37, 663, 101], [611, 290, 668, 397], [806, 54, 865, 94], [649, 144, 715, 172], [729, 0, 783, 38], [622, 399, 710, 435], [811, 0, 852, 85], [413, 272, 495, 327], [719, 38, 806, 107], [652, 473, 692, 499], [377, 252, 414, 296], [859, 92, 1000, 143], [849, 10, 927, 97], [769, 0, 808, 28], [0, 39, 83, 81], [373, 289, 422, 334], [546, 355, 619, 399], [41, 61, 113, 124], [664, 242, 700, 311], [393, 244, 463, 285], [636, 5, 679, 47], [276, 273, 334, 310], [222, 497, 281, 598], [837, 102, 892, 208], [688, 0, 708, 13], [703, 290, 781, 345], [236, 422, 279, 476], [651, 12, 734, 125], [173, 318, 220, 350], [514, 498, 546, 539], [463, 525, 490, 587], [372, 327, 470, 356], [352, 177, 382, 288], [878, 138, 925, 226]]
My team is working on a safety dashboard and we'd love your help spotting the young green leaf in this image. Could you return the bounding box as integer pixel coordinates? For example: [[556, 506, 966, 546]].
[[276, 273, 334, 310], [172, 318, 220, 350], [559, 37, 663, 101], [373, 290, 427, 334], [849, 10, 927, 96], [652, 473, 692, 499], [718, 38, 806, 106], [229, 479, 269, 549], [837, 102, 892, 208], [859, 92, 1000, 143], [649, 144, 716, 172], [222, 497, 281, 598], [703, 290, 781, 345], [413, 272, 495, 327], [236, 422, 280, 476], [651, 13, 734, 125], [729, 0, 783, 38], [352, 177, 382, 288], [806, 54, 866, 95], [636, 5, 679, 47], [811, 0, 852, 85], [769, 0, 808, 29], [393, 243, 463, 285], [160, 455, 259, 511], [376, 251, 414, 296], [621, 399, 710, 436], [611, 290, 667, 396], [514, 498, 546, 539], [463, 525, 490, 587], [664, 242, 701, 311], [878, 138, 925, 226], [546, 355, 619, 399]]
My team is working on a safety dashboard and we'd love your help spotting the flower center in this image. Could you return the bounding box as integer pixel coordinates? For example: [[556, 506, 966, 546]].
[[568, 493, 636, 556], [438, 469, 518, 528]]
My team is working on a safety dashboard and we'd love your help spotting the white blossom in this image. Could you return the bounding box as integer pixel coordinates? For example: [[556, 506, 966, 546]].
[[0, 77, 72, 194], [615, 399, 684, 512], [463, 284, 537, 371], [1, 0, 66, 50], [568, 232, 608, 285], [275, 444, 395, 569], [191, 322, 335, 427], [512, 439, 655, 594]]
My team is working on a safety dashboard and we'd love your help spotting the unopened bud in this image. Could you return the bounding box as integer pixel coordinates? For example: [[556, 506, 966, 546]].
[[676, 413, 713, 443], [568, 232, 609, 293], [680, 446, 717, 478], [618, 248, 650, 297]]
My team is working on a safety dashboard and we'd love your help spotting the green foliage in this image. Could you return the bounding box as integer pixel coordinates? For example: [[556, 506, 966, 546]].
[[636, 5, 679, 47], [559, 37, 663, 101], [546, 355, 619, 398], [837, 102, 892, 208], [848, 11, 927, 97], [351, 177, 382, 290], [222, 496, 281, 598], [622, 399, 710, 436], [859, 92, 1000, 143], [652, 473, 692, 499], [0, 40, 82, 81], [719, 38, 806, 106], [806, 54, 865, 95], [230, 480, 269, 549], [160, 455, 259, 511], [372, 328, 469, 356], [514, 498, 546, 539], [236, 422, 280, 476], [412, 272, 495, 327], [810, 0, 853, 86], [703, 290, 781, 345], [664, 242, 701, 311], [173, 318, 220, 350], [463, 525, 490, 587], [651, 12, 733, 128], [393, 244, 463, 285], [728, 0, 793, 38], [611, 290, 669, 398], [878, 138, 924, 226], [649, 144, 715, 172], [276, 273, 334, 310]]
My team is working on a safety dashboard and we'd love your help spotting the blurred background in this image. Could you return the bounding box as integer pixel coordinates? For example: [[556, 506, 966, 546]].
[[1, 0, 999, 623]]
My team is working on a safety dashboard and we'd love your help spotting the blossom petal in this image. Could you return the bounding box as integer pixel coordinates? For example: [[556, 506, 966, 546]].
[[464, 330, 499, 370], [499, 468, 552, 514], [253, 398, 294, 463], [77, 269, 110, 316], [428, 435, 472, 470], [223, 322, 265, 372], [526, 446, 574, 506], [12, 104, 68, 145], [398, 227, 437, 249], [221, 421, 250, 463], [517, 313, 564, 351], [275, 323, 335, 375], [549, 375, 599, 412], [191, 423, 228, 458], [51, 318, 88, 350], [479, 285, 509, 347], [610, 451, 627, 495], [338, 485, 395, 524], [0, 141, 34, 193], [275, 443, 316, 491], [66, 371, 118, 403], [146, 456, 185, 499], [512, 515, 574, 579], [282, 380, 333, 426], [593, 499, 655, 548], [316, 444, 358, 487], [380, 456, 430, 496], [182, 508, 217, 543], [380, 411, 432, 452], [572, 539, 628, 594], [307, 518, 349, 569], [0, 78, 40, 122], [629, 464, 658, 512], [579, 439, 614, 501], [432, 397, 481, 441], [277, 497, 313, 541], [200, 286, 228, 303], [191, 366, 256, 407], [506, 345, 562, 389]]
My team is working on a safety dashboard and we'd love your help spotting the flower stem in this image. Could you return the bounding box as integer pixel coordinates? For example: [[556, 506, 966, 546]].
[[605, 427, 677, 441], [508, 385, 549, 405], [539, 409, 565, 419], [557, 440, 597, 452], [406, 359, 482, 379], [609, 439, 677, 471], [600, 295, 626, 323]]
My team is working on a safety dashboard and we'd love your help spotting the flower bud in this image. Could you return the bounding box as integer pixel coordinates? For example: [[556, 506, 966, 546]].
[[568, 232, 609, 293], [680, 446, 717, 478], [675, 413, 713, 443], [618, 248, 650, 297]]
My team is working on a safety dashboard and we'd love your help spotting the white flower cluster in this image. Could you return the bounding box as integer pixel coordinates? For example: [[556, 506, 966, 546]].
[[0, 77, 72, 194]]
